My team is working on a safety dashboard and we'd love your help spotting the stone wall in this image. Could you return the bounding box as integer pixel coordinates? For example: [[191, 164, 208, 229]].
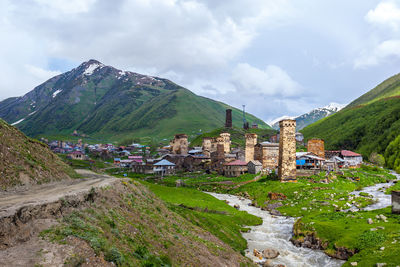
[[278, 119, 297, 182], [170, 134, 188, 155], [202, 137, 212, 157], [245, 133, 257, 163], [255, 143, 279, 171], [307, 138, 325, 158], [220, 133, 231, 154], [392, 191, 400, 214]]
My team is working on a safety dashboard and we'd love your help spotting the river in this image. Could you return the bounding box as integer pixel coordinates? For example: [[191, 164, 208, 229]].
[[207, 172, 399, 267]]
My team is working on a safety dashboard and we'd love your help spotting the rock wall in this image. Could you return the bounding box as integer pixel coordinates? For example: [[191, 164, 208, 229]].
[[170, 134, 188, 155], [278, 119, 297, 182], [307, 138, 325, 158], [220, 133, 231, 154], [392, 191, 400, 214], [245, 133, 257, 163]]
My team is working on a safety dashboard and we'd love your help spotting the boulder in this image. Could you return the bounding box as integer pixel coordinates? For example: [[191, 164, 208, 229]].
[[367, 218, 373, 224], [267, 202, 283, 210], [350, 262, 358, 266], [270, 209, 282, 216], [262, 248, 280, 259], [262, 260, 273, 267], [234, 204, 240, 210], [253, 249, 262, 259]]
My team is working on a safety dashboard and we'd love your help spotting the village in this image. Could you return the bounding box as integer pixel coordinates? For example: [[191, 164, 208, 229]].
[[43, 109, 364, 181]]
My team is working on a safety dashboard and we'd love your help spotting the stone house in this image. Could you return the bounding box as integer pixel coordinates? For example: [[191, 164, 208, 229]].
[[307, 138, 325, 159], [341, 150, 363, 167], [254, 142, 279, 172], [223, 160, 248, 177], [248, 160, 262, 174], [170, 134, 188, 155], [68, 151, 86, 160], [153, 159, 176, 176]]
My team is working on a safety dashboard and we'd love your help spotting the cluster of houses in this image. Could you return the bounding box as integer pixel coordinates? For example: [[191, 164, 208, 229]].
[[44, 138, 151, 162], [42, 111, 363, 179], [123, 132, 363, 178]]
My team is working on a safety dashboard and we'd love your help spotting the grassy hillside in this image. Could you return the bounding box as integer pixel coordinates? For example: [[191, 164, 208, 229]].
[[347, 72, 400, 108], [302, 97, 400, 158], [190, 127, 277, 148], [43, 179, 256, 266], [302, 72, 400, 161], [0, 119, 77, 190]]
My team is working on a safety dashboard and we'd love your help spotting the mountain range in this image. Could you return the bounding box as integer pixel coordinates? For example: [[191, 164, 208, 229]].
[[302, 72, 400, 164], [270, 103, 346, 130], [0, 60, 269, 142]]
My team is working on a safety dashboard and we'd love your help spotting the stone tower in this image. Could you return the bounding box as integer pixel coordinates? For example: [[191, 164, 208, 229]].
[[202, 137, 212, 157], [225, 109, 232, 128], [170, 134, 188, 155], [220, 133, 231, 154], [307, 138, 325, 158], [278, 119, 296, 182], [245, 133, 257, 163]]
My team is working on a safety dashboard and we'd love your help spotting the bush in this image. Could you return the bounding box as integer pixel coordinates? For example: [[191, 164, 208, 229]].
[[369, 152, 385, 166], [356, 231, 386, 250]]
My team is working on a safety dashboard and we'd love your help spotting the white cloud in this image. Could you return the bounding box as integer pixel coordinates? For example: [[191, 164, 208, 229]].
[[354, 39, 400, 68], [231, 63, 301, 97], [25, 65, 61, 82], [366, 1, 400, 31]]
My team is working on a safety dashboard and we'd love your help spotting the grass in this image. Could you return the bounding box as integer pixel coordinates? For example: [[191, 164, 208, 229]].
[[143, 181, 262, 252], [126, 165, 400, 266], [302, 97, 400, 159], [41, 180, 253, 266]]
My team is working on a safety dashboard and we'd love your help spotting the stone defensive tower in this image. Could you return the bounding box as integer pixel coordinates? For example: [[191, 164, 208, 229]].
[[170, 134, 188, 155], [307, 138, 325, 158], [225, 109, 232, 128], [245, 133, 257, 163], [202, 137, 212, 157], [278, 119, 296, 182], [220, 132, 231, 154]]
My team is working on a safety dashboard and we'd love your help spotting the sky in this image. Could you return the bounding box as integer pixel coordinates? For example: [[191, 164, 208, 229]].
[[1, 0, 400, 124]]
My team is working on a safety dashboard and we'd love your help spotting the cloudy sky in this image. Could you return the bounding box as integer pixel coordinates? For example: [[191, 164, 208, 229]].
[[1, 0, 400, 123]]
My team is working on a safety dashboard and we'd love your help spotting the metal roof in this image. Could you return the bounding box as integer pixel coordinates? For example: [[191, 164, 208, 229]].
[[154, 159, 175, 166]]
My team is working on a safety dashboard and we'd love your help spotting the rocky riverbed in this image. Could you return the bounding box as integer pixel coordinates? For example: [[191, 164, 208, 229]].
[[208, 192, 344, 267]]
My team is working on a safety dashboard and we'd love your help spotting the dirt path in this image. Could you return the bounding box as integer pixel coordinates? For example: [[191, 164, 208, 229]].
[[0, 169, 117, 218]]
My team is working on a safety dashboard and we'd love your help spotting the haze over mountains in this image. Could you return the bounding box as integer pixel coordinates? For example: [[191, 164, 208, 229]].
[[271, 103, 346, 130], [0, 60, 269, 142]]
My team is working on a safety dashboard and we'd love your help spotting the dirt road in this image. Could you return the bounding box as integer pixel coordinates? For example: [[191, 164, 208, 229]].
[[0, 169, 118, 218]]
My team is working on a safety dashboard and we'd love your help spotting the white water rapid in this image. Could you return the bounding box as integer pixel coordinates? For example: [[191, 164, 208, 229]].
[[207, 192, 344, 267], [351, 171, 400, 211]]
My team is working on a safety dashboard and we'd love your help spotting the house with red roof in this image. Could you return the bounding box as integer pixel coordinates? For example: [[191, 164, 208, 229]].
[[340, 150, 363, 167], [223, 160, 248, 177]]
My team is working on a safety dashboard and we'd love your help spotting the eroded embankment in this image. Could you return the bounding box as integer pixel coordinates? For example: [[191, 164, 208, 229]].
[[0, 171, 253, 267]]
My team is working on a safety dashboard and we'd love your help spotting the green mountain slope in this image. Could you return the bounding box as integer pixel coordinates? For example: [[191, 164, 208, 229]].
[[0, 119, 77, 190], [347, 72, 400, 107], [302, 72, 400, 159], [0, 60, 270, 142]]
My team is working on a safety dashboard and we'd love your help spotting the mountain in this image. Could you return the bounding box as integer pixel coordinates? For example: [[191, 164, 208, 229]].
[[271, 103, 345, 130], [0, 119, 77, 190], [301, 72, 400, 160], [0, 60, 270, 142]]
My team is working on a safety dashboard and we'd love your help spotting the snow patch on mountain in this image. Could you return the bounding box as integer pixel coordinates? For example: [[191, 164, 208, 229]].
[[83, 62, 104, 76], [270, 102, 347, 130], [52, 89, 62, 98]]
